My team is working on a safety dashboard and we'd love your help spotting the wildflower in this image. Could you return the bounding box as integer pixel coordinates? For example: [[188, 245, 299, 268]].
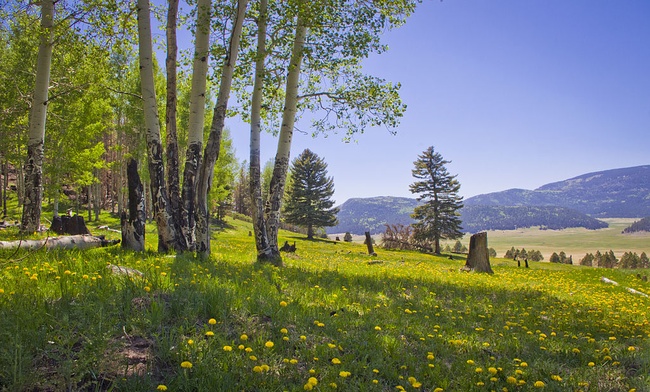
[[339, 371, 351, 377], [180, 361, 193, 369], [64, 270, 72, 275], [0, 289, 3, 294], [506, 376, 517, 384], [156, 385, 168, 391], [329, 382, 338, 388], [290, 359, 298, 364], [475, 367, 483, 373], [476, 382, 485, 387], [372, 379, 379, 384], [551, 375, 562, 381], [628, 346, 636, 352], [82, 274, 89, 279], [331, 358, 341, 364], [261, 364, 270, 371], [249, 355, 257, 361], [300, 335, 307, 341], [265, 341, 274, 348], [375, 326, 382, 331], [572, 348, 580, 354], [187, 339, 194, 345], [223, 345, 232, 351], [281, 328, 288, 334], [308, 377, 318, 385], [240, 334, 249, 341], [488, 367, 498, 375], [534, 381, 545, 388], [588, 362, 595, 367], [427, 354, 435, 360], [520, 362, 528, 367], [253, 366, 263, 373], [466, 360, 475, 365], [144, 286, 151, 292], [433, 389, 443, 392], [205, 331, 214, 337], [208, 318, 217, 325], [303, 383, 313, 391], [328, 343, 337, 348], [245, 347, 253, 353], [280, 301, 288, 307]]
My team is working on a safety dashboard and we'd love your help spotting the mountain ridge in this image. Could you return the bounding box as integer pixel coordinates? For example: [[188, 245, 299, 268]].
[[328, 165, 650, 235]]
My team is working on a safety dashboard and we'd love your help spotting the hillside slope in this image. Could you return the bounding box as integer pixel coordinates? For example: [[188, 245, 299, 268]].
[[465, 165, 650, 217]]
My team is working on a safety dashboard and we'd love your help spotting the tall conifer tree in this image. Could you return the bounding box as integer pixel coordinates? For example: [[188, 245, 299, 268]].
[[283, 149, 338, 240], [409, 146, 464, 254]]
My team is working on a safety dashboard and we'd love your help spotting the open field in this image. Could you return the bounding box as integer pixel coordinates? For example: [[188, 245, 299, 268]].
[[1, 213, 650, 391]]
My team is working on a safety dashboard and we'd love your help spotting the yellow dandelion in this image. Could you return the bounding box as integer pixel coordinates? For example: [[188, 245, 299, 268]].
[[303, 383, 313, 391], [280, 328, 288, 334], [280, 301, 288, 307], [205, 331, 214, 337], [572, 348, 581, 354], [187, 339, 194, 345], [375, 326, 382, 331], [534, 381, 545, 388], [156, 385, 168, 391], [245, 347, 253, 353], [290, 359, 298, 364], [180, 361, 193, 369], [628, 346, 636, 352], [433, 389, 443, 392], [331, 358, 341, 364], [308, 377, 318, 385], [265, 341, 274, 348], [339, 371, 351, 377], [588, 362, 595, 367], [551, 375, 562, 381], [240, 334, 249, 341], [520, 362, 528, 367], [475, 367, 483, 373], [329, 382, 337, 388], [507, 376, 517, 384], [261, 364, 270, 371], [223, 345, 232, 351], [466, 360, 475, 365], [249, 355, 257, 361], [253, 366, 263, 373], [208, 318, 217, 325], [488, 367, 498, 375]]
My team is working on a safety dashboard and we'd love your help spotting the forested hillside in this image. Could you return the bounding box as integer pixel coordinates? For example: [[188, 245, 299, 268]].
[[465, 165, 650, 218], [328, 196, 419, 234], [623, 217, 650, 233], [459, 205, 608, 232]]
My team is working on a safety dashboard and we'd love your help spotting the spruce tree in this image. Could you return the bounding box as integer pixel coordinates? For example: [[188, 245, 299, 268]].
[[283, 149, 339, 239], [409, 146, 464, 254]]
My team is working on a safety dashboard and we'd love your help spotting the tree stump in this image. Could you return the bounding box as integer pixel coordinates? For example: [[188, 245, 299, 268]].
[[364, 231, 376, 256], [50, 214, 91, 235], [121, 159, 145, 252], [462, 232, 493, 274]]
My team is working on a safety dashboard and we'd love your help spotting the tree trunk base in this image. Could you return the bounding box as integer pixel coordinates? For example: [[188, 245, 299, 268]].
[[463, 232, 494, 274]]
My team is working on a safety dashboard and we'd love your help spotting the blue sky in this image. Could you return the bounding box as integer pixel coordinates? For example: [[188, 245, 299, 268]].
[[164, 0, 650, 205]]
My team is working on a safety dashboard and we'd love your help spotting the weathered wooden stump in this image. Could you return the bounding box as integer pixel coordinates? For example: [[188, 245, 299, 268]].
[[462, 232, 494, 274], [364, 231, 376, 256], [50, 214, 91, 235]]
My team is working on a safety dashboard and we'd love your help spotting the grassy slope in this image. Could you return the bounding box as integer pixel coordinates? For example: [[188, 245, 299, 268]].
[[0, 215, 649, 391]]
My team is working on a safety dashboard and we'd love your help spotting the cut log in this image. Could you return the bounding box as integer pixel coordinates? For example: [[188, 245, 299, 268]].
[[0, 234, 119, 251], [121, 159, 145, 252], [462, 232, 494, 274]]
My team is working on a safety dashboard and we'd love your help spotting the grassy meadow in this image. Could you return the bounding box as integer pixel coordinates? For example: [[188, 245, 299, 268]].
[[0, 212, 649, 391], [440, 218, 650, 260]]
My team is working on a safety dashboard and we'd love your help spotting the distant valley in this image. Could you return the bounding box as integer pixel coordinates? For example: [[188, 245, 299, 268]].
[[328, 165, 650, 235]]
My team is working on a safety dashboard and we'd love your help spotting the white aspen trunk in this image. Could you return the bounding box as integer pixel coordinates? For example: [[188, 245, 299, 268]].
[[180, 0, 212, 251], [137, 0, 179, 252], [249, 0, 273, 262], [195, 0, 248, 257], [165, 0, 184, 250], [21, 0, 54, 233], [0, 235, 119, 251], [53, 192, 59, 218], [265, 16, 307, 263]]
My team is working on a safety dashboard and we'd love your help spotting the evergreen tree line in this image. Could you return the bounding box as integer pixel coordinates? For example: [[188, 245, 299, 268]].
[[503, 247, 544, 262], [579, 250, 650, 269]]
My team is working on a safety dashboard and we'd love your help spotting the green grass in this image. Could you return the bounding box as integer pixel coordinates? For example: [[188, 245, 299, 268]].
[[1, 215, 649, 391]]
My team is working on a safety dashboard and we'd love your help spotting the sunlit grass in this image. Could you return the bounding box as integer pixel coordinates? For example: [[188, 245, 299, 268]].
[[0, 215, 649, 391]]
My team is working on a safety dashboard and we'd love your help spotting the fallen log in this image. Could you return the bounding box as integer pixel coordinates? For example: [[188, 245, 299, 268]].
[[0, 234, 120, 251]]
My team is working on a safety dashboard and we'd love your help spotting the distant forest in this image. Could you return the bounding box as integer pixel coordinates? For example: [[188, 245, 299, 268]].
[[622, 217, 650, 233]]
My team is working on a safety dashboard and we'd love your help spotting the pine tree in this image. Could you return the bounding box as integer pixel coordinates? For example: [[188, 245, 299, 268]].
[[283, 149, 339, 239], [409, 146, 464, 254]]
